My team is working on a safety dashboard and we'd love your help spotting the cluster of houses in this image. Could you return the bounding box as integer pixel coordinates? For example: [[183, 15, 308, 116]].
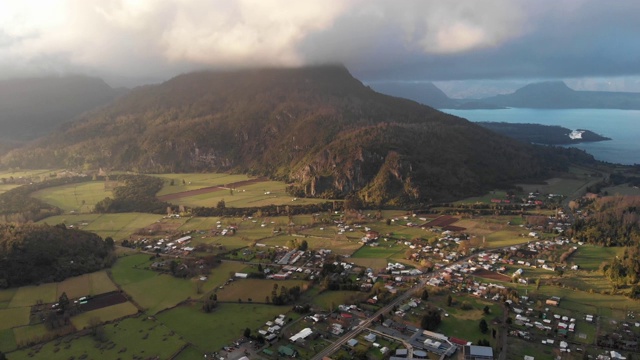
[[142, 235, 194, 254]]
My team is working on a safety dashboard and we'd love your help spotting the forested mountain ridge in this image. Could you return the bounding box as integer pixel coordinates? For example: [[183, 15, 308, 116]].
[[0, 75, 125, 152], [2, 66, 595, 205]]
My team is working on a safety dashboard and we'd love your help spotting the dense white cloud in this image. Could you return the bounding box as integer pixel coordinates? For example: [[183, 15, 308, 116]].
[[0, 0, 638, 87]]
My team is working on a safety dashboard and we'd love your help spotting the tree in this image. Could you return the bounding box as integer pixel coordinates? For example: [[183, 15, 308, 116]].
[[217, 199, 226, 209], [0, 351, 6, 360], [421, 289, 429, 301], [479, 319, 489, 334], [446, 294, 452, 307], [244, 328, 251, 338], [299, 239, 308, 251], [483, 305, 490, 315], [104, 237, 115, 249], [58, 292, 70, 313], [420, 308, 442, 331]]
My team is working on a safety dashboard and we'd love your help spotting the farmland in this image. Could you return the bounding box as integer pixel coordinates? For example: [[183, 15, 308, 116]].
[[37, 212, 163, 240], [216, 279, 310, 303], [31, 181, 111, 213]]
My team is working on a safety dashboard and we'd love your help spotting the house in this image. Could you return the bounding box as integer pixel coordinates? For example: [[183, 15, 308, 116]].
[[289, 328, 313, 343], [347, 339, 359, 347], [278, 345, 297, 357], [463, 345, 494, 360]]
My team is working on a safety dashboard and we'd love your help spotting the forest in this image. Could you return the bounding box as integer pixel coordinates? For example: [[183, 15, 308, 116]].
[[0, 223, 116, 288]]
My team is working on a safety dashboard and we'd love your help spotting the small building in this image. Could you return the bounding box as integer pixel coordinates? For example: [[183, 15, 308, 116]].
[[278, 345, 297, 357], [464, 345, 494, 360], [289, 328, 313, 343], [395, 348, 408, 357], [546, 296, 561, 306], [347, 339, 359, 348]]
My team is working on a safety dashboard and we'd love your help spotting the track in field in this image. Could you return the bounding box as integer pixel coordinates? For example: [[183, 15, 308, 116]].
[[157, 177, 268, 201]]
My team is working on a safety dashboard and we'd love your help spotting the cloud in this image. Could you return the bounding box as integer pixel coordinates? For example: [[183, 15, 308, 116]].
[[0, 0, 638, 86]]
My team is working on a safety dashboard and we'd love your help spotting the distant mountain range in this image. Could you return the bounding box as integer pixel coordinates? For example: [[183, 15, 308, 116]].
[[370, 81, 640, 110], [0, 76, 126, 153], [1, 66, 594, 205]]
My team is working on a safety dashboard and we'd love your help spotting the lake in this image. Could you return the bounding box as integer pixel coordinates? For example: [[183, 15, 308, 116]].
[[445, 108, 640, 165]]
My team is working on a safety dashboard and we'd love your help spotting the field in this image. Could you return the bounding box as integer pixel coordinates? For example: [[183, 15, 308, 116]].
[[8, 316, 186, 360], [0, 308, 30, 331], [56, 271, 117, 299], [70, 302, 139, 330], [571, 244, 624, 271], [216, 279, 310, 302], [8, 284, 58, 308], [310, 290, 366, 311], [37, 213, 163, 240], [157, 302, 286, 353], [602, 184, 640, 196], [351, 242, 406, 259], [483, 229, 528, 248], [31, 181, 112, 213], [456, 190, 508, 204], [153, 173, 253, 196], [163, 179, 326, 207], [111, 254, 247, 314]]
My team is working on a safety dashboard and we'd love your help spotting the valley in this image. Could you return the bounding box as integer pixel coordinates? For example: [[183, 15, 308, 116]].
[[0, 164, 638, 360]]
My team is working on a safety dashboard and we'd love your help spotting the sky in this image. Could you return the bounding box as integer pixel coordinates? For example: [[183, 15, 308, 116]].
[[1, 0, 639, 94]]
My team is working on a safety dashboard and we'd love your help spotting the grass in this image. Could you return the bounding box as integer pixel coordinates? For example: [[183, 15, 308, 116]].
[[55, 271, 117, 300], [310, 291, 366, 311], [536, 285, 640, 318], [71, 302, 139, 330], [173, 345, 204, 360], [8, 316, 186, 360], [483, 230, 528, 248], [31, 181, 112, 213], [351, 243, 406, 259], [456, 190, 508, 204], [8, 283, 57, 308], [602, 184, 640, 196], [166, 179, 326, 208], [0, 307, 31, 331], [349, 257, 388, 271], [154, 173, 252, 196], [0, 328, 16, 352], [157, 302, 286, 352], [38, 213, 163, 240], [109, 254, 157, 286], [0, 288, 16, 309], [571, 244, 624, 271], [216, 279, 310, 303], [12, 324, 49, 347]]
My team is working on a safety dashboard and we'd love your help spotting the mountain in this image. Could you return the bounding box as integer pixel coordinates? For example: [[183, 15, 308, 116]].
[[461, 81, 640, 109], [0, 75, 126, 151], [2, 66, 594, 205], [367, 82, 456, 109]]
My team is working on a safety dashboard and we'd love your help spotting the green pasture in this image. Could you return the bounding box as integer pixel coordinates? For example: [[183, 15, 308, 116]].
[[71, 302, 139, 330], [536, 285, 640, 318], [173, 345, 204, 360], [0, 183, 20, 194], [435, 297, 502, 344], [602, 184, 640, 196], [177, 216, 222, 231], [8, 283, 57, 308], [157, 302, 286, 352], [310, 290, 367, 311], [55, 271, 117, 299], [38, 213, 163, 240], [349, 257, 388, 271], [484, 230, 529, 248], [216, 279, 310, 303], [12, 324, 49, 348], [112, 255, 247, 314], [0, 328, 16, 352], [0, 288, 16, 309], [0, 307, 30, 331], [154, 173, 252, 196], [31, 181, 111, 213], [0, 169, 57, 180], [351, 242, 406, 259], [518, 175, 591, 196], [456, 190, 508, 204], [506, 337, 555, 360], [572, 245, 624, 271], [8, 316, 185, 360], [109, 254, 157, 286]]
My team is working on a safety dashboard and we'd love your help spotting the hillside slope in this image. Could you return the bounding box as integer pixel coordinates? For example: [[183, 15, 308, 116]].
[[0, 75, 125, 152], [2, 66, 593, 205]]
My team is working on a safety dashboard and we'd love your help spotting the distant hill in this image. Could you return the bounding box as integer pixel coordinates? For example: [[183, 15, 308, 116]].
[[367, 82, 456, 109], [461, 81, 640, 109], [0, 75, 126, 152], [2, 66, 595, 205]]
